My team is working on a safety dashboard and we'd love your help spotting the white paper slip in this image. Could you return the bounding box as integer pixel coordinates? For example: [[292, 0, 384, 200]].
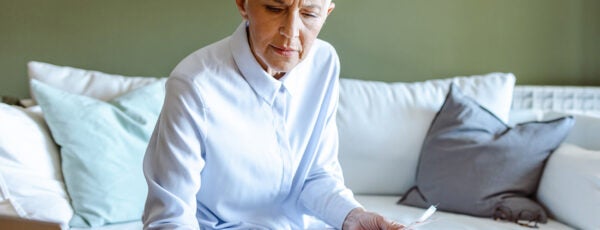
[[406, 205, 437, 229]]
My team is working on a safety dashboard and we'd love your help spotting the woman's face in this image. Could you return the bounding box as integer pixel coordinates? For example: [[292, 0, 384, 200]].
[[236, 0, 335, 78]]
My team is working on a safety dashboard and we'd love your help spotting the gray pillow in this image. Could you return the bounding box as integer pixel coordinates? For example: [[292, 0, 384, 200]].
[[399, 83, 574, 225]]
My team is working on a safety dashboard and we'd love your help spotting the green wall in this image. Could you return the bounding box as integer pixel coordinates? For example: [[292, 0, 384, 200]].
[[1, 0, 599, 98], [582, 0, 600, 85]]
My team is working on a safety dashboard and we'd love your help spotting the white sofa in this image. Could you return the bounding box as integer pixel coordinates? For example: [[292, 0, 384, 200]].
[[337, 77, 600, 230], [1, 62, 599, 229]]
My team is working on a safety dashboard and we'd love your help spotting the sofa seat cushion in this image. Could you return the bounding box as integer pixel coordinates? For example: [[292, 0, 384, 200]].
[[355, 195, 573, 230]]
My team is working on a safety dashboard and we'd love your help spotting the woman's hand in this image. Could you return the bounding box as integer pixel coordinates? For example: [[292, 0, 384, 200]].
[[342, 207, 405, 230]]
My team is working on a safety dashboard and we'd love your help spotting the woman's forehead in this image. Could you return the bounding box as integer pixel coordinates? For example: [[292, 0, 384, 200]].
[[262, 0, 329, 7]]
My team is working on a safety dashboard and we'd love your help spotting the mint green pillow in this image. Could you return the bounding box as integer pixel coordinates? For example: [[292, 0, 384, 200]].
[[31, 79, 165, 227]]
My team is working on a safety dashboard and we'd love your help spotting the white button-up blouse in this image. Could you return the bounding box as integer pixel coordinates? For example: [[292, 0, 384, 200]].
[[142, 22, 361, 230]]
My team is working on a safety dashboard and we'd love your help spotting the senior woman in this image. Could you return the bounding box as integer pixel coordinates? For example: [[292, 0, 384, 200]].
[[142, 0, 405, 229]]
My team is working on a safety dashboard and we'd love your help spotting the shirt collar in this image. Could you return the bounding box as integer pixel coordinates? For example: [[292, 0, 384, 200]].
[[229, 21, 305, 105], [279, 66, 303, 98]]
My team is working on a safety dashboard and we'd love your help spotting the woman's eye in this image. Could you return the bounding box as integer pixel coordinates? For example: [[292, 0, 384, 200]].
[[266, 6, 283, 13], [302, 13, 318, 18]]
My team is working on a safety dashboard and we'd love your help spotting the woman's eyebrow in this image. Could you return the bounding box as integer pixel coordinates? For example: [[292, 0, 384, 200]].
[[302, 4, 322, 11], [268, 0, 323, 11]]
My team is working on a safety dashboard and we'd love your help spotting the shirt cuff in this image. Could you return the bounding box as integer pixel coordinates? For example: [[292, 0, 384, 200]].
[[329, 194, 363, 229]]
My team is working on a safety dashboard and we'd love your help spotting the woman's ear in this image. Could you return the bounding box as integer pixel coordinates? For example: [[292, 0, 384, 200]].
[[236, 0, 249, 20], [327, 2, 335, 15]]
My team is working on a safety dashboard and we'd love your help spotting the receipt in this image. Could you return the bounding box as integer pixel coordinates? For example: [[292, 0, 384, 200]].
[[406, 205, 437, 229]]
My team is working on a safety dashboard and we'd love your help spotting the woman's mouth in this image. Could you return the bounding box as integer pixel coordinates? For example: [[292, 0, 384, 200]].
[[271, 45, 298, 57]]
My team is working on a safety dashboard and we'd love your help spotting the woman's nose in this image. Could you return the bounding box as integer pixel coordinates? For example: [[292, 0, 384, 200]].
[[279, 12, 301, 38]]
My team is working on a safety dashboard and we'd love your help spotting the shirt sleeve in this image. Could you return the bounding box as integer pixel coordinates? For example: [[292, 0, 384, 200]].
[[298, 77, 362, 229], [142, 76, 207, 230]]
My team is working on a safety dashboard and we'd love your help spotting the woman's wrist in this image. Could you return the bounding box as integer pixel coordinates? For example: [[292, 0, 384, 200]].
[[342, 207, 366, 230]]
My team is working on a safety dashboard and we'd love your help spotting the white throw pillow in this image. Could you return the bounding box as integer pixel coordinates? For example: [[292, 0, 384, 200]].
[[537, 143, 600, 230], [0, 104, 73, 226], [337, 73, 516, 195], [28, 61, 165, 103]]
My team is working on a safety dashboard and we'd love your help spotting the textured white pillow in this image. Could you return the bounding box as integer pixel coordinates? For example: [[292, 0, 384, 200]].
[[337, 73, 516, 195], [28, 61, 165, 102], [0, 104, 73, 226], [537, 143, 600, 230]]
